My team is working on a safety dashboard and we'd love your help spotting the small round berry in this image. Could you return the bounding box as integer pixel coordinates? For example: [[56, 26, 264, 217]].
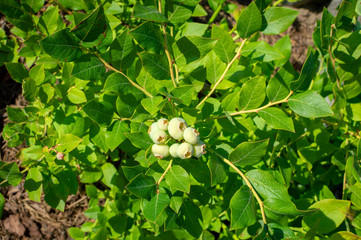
[[168, 117, 187, 140], [157, 118, 169, 131], [151, 130, 168, 144], [56, 152, 65, 160], [177, 142, 194, 159], [152, 144, 169, 159], [193, 142, 206, 158], [169, 143, 180, 158], [148, 122, 160, 138], [183, 127, 200, 145]]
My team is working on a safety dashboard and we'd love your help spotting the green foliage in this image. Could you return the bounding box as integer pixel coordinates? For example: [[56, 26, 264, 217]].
[[1, 0, 361, 239]]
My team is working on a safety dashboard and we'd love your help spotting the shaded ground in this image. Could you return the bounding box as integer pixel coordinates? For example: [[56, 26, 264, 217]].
[[0, 2, 325, 239]]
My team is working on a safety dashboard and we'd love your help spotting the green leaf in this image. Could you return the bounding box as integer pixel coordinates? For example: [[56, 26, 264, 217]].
[[171, 85, 195, 106], [7, 106, 27, 123], [242, 41, 284, 62], [258, 107, 295, 132], [68, 228, 85, 240], [236, 2, 262, 38], [166, 165, 191, 193], [104, 72, 142, 95], [229, 139, 269, 167], [67, 87, 87, 104], [6, 163, 22, 186], [238, 76, 266, 111], [288, 91, 334, 118], [124, 132, 153, 151], [23, 78, 37, 102], [0, 0, 23, 18], [166, 0, 199, 25], [245, 170, 291, 202], [29, 64, 45, 85], [83, 100, 114, 126], [139, 52, 169, 80], [349, 183, 361, 209], [24, 167, 43, 202], [22, 0, 44, 13], [39, 28, 82, 62], [72, 54, 105, 81], [329, 231, 361, 240], [211, 25, 235, 63], [133, 4, 167, 23], [126, 173, 156, 199], [205, 51, 227, 85], [262, 7, 299, 35], [303, 199, 351, 234], [71, 6, 111, 49], [173, 36, 217, 67], [129, 21, 163, 54], [38, 5, 64, 35], [101, 162, 125, 189], [180, 200, 203, 238], [263, 198, 313, 217], [141, 96, 164, 115], [105, 121, 129, 151], [208, 153, 227, 187], [5, 62, 29, 83], [266, 62, 294, 102], [110, 30, 136, 71], [58, 134, 82, 153], [0, 193, 4, 218], [291, 48, 319, 90], [230, 186, 257, 230], [142, 193, 170, 225], [320, 8, 334, 50]]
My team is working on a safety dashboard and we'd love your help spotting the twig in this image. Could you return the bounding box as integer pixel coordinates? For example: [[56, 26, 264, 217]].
[[156, 160, 173, 192], [196, 91, 293, 123], [95, 53, 153, 98], [210, 149, 267, 224], [197, 38, 248, 108], [208, 1, 225, 25], [158, 0, 177, 87]]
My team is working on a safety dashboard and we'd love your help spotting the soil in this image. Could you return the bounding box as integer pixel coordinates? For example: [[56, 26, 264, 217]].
[[0, 2, 325, 239]]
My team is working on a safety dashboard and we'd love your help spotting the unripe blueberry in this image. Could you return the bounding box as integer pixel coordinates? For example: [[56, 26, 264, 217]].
[[168, 117, 187, 140], [169, 143, 180, 158], [56, 152, 65, 160], [193, 142, 206, 158], [151, 130, 168, 144], [183, 127, 200, 145], [152, 144, 169, 159], [148, 122, 160, 138], [157, 118, 169, 131], [177, 142, 194, 159]]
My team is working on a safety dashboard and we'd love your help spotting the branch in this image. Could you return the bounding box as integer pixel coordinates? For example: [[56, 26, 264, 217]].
[[197, 38, 248, 108], [156, 160, 173, 192], [95, 53, 154, 98], [210, 149, 267, 224], [196, 91, 293, 123], [159, 0, 177, 87]]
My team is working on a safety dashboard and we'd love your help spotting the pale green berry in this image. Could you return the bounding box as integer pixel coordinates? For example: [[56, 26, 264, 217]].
[[177, 142, 194, 159], [183, 127, 200, 145], [148, 122, 160, 138], [151, 130, 168, 144], [193, 142, 206, 158], [168, 117, 187, 140], [157, 118, 169, 131], [169, 143, 180, 158], [152, 144, 169, 159]]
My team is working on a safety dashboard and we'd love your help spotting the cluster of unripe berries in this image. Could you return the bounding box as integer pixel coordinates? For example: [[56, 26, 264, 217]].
[[149, 117, 206, 160]]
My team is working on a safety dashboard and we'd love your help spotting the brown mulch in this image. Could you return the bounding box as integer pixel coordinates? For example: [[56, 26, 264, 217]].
[[0, 2, 324, 239]]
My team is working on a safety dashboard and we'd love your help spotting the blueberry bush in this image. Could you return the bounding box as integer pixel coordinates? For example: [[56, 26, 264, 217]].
[[1, 0, 361, 239]]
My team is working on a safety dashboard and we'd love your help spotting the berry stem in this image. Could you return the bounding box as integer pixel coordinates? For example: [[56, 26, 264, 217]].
[[156, 160, 173, 191], [209, 149, 267, 224], [197, 38, 248, 108]]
